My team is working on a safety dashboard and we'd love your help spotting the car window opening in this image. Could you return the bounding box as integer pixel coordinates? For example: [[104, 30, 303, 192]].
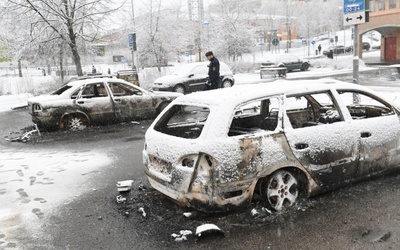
[[338, 90, 395, 119], [154, 105, 210, 139], [286, 92, 343, 129], [228, 97, 280, 136], [108, 82, 142, 96]]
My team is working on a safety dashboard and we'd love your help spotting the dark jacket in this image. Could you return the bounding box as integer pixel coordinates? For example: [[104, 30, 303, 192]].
[[208, 57, 220, 88]]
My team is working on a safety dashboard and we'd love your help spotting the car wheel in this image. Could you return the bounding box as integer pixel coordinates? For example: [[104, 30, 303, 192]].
[[261, 170, 300, 211], [222, 80, 232, 88], [157, 102, 170, 114], [173, 85, 185, 94], [64, 114, 89, 131], [300, 63, 309, 71]]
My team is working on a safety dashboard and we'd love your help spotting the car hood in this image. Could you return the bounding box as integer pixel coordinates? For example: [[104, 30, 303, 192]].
[[153, 74, 185, 86]]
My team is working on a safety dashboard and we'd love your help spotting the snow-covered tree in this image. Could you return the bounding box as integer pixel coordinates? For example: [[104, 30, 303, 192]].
[[5, 0, 124, 76]]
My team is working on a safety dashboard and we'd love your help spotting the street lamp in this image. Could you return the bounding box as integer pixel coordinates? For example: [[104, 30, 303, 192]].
[[202, 21, 210, 51]]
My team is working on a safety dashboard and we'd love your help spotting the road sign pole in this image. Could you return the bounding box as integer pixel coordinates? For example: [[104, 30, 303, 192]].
[[353, 24, 359, 85]]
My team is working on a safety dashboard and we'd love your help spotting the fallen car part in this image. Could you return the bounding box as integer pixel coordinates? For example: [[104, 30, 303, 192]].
[[5, 124, 41, 143], [116, 180, 134, 192], [195, 224, 224, 238]]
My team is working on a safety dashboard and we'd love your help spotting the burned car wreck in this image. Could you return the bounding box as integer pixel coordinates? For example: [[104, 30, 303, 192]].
[[27, 78, 182, 130], [143, 79, 400, 212]]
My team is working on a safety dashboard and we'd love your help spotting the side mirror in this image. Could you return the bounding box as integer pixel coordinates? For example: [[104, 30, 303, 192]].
[[188, 74, 194, 78]]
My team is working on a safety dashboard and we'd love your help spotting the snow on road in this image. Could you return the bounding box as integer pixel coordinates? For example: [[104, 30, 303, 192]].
[[0, 148, 111, 247]]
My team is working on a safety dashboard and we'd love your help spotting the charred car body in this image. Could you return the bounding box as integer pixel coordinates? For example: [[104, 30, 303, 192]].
[[143, 79, 400, 212], [28, 78, 181, 130]]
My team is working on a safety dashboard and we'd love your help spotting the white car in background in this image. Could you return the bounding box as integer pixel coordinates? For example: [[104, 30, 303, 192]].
[[152, 62, 235, 94]]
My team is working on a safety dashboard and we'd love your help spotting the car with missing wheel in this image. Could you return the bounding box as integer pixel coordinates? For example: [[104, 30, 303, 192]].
[[143, 79, 400, 212], [27, 78, 182, 130], [152, 62, 235, 94]]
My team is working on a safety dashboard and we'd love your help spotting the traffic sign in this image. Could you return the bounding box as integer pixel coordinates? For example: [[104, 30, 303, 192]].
[[343, 0, 365, 14], [272, 38, 279, 46], [311, 40, 316, 46], [343, 12, 366, 26]]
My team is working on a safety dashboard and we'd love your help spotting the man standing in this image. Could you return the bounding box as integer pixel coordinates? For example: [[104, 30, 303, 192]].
[[318, 44, 322, 55], [205, 51, 220, 90]]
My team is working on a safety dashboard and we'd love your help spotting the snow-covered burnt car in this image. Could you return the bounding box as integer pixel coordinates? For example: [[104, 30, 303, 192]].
[[152, 62, 235, 94], [143, 79, 400, 212], [28, 78, 182, 130]]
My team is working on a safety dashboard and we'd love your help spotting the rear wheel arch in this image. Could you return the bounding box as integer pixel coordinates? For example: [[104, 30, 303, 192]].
[[156, 101, 170, 114], [173, 84, 186, 94]]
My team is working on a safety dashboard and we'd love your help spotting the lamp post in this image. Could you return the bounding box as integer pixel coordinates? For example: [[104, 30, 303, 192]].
[[202, 21, 210, 51], [286, 0, 292, 53]]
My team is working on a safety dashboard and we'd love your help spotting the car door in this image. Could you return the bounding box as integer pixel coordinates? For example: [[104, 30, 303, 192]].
[[220, 96, 294, 185], [187, 65, 208, 92], [107, 81, 156, 121], [75, 82, 116, 124], [283, 91, 360, 188], [337, 90, 400, 177]]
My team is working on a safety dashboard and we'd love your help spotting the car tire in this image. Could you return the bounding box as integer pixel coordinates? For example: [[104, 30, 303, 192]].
[[157, 102, 170, 114], [222, 80, 232, 88], [300, 63, 309, 71], [173, 84, 185, 94], [64, 113, 90, 131], [261, 170, 300, 211]]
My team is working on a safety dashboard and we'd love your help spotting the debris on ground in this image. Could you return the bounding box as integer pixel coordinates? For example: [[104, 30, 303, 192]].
[[116, 180, 134, 192], [138, 184, 146, 191], [131, 121, 140, 125], [183, 211, 200, 219], [361, 229, 391, 243], [171, 230, 192, 242], [251, 208, 259, 217], [5, 124, 41, 143], [116, 195, 127, 204], [195, 224, 224, 238], [138, 207, 146, 217]]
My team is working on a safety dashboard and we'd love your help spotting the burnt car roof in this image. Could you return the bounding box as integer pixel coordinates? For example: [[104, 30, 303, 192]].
[[174, 79, 373, 107]]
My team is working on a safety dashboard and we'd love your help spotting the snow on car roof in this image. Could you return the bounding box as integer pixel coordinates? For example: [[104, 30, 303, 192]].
[[175, 79, 374, 107]]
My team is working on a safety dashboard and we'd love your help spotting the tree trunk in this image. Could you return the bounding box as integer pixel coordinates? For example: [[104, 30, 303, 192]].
[[70, 43, 83, 76], [18, 59, 22, 77], [59, 49, 64, 82]]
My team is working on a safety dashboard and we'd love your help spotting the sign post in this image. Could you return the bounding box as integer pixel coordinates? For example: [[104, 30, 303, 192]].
[[343, 0, 368, 85]]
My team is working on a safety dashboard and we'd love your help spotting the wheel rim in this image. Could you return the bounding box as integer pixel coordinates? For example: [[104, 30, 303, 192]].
[[222, 81, 232, 88], [174, 85, 185, 94], [265, 171, 299, 211], [67, 115, 88, 130]]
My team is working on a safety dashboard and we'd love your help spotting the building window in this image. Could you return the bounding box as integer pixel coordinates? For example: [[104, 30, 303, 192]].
[[389, 0, 396, 9], [378, 0, 385, 10], [369, 0, 375, 12]]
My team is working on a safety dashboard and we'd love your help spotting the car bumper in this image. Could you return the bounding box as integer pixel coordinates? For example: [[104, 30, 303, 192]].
[[32, 115, 60, 128], [142, 149, 253, 212], [153, 86, 174, 92]]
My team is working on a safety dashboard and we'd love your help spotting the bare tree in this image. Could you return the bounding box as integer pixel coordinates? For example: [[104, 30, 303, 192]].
[[208, 0, 258, 62], [5, 0, 124, 76]]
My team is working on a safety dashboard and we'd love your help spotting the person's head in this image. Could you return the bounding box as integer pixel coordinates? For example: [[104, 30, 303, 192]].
[[205, 51, 214, 60]]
